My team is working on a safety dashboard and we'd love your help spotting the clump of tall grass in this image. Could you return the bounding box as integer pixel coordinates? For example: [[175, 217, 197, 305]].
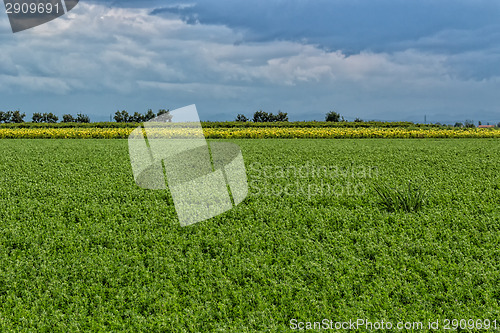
[[373, 181, 428, 213]]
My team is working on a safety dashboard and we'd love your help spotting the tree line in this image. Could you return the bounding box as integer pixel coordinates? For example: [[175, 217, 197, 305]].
[[0, 109, 362, 124], [113, 109, 171, 123], [235, 110, 360, 123], [0, 111, 26, 123], [236, 110, 499, 127], [235, 110, 289, 122], [1, 108, 498, 126], [32, 112, 91, 123], [0, 109, 172, 124], [235, 110, 349, 123]]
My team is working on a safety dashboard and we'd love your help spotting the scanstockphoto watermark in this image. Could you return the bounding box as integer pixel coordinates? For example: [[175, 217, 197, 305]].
[[128, 105, 248, 227], [249, 162, 379, 180], [248, 162, 379, 199], [290, 318, 425, 331], [249, 179, 367, 199], [289, 318, 500, 331]]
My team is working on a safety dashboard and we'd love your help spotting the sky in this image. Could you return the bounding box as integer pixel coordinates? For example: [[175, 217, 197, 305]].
[[1, 0, 499, 123]]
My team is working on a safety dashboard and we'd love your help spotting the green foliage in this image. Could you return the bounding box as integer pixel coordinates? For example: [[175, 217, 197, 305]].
[[0, 122, 140, 129], [11, 111, 25, 123], [131, 112, 144, 123], [253, 110, 288, 122], [354, 117, 363, 122], [0, 139, 498, 331], [4, 111, 13, 123], [0, 111, 8, 123], [274, 111, 288, 122], [114, 110, 130, 123], [156, 109, 172, 122], [201, 120, 427, 128], [253, 110, 271, 122], [46, 113, 58, 123], [0, 118, 492, 130], [373, 181, 428, 212], [144, 109, 156, 121], [76, 113, 91, 123], [0, 110, 25, 123], [465, 119, 475, 128], [113, 109, 170, 123], [235, 113, 248, 122], [325, 110, 341, 122], [32, 112, 43, 123], [62, 114, 75, 123], [31, 112, 58, 123]]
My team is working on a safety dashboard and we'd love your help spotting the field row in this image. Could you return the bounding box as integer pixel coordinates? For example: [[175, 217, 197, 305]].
[[0, 120, 445, 129], [0, 127, 499, 139]]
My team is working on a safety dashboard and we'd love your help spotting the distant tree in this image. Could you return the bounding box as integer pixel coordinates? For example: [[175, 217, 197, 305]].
[[33, 112, 57, 123], [43, 113, 58, 123], [464, 119, 475, 128], [325, 111, 341, 122], [253, 110, 272, 122], [114, 110, 130, 123], [131, 112, 144, 123], [354, 117, 363, 122], [497, 122, 500, 128], [273, 111, 288, 122], [10, 110, 25, 123], [62, 114, 75, 123], [235, 114, 248, 122], [114, 110, 123, 122], [0, 110, 27, 123], [252, 110, 289, 122], [0, 111, 7, 123], [32, 112, 43, 123], [3, 111, 13, 123], [157, 109, 172, 122], [478, 121, 482, 126], [144, 109, 156, 121], [454, 122, 463, 128], [253, 110, 266, 122], [76, 113, 90, 123], [113, 111, 121, 122]]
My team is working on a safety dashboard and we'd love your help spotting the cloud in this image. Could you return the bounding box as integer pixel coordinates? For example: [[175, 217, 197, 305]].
[[150, 0, 500, 53], [0, 74, 72, 94], [0, 1, 498, 123]]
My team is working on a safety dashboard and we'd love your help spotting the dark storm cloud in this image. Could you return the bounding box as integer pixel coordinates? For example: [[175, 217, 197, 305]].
[[148, 0, 500, 54]]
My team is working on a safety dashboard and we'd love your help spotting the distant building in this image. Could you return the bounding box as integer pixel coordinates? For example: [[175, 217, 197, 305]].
[[478, 125, 495, 128]]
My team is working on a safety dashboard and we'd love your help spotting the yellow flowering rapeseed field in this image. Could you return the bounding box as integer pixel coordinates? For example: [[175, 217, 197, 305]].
[[0, 128, 133, 139], [203, 127, 500, 139], [0, 127, 498, 139]]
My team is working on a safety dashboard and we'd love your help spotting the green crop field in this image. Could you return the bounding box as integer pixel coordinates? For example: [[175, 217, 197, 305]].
[[0, 139, 499, 332]]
